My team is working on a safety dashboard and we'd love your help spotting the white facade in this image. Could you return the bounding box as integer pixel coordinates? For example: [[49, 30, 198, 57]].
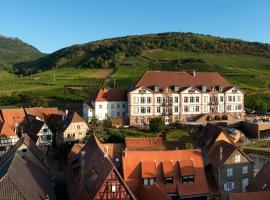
[[83, 101, 127, 121], [129, 86, 244, 126], [0, 135, 19, 157], [36, 123, 53, 153]]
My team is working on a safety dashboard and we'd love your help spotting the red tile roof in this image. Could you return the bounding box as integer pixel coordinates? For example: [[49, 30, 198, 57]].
[[246, 162, 270, 192], [229, 191, 270, 200], [136, 71, 232, 90], [0, 108, 27, 138], [162, 161, 173, 177], [136, 183, 170, 200], [95, 88, 127, 102], [24, 107, 60, 121], [125, 137, 164, 151], [142, 161, 157, 178], [1, 108, 26, 126], [122, 149, 210, 198], [179, 159, 195, 176]]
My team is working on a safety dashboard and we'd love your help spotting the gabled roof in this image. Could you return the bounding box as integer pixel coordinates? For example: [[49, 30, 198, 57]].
[[0, 154, 55, 200], [0, 134, 48, 169], [229, 191, 270, 200], [95, 88, 127, 102], [0, 134, 54, 200], [122, 149, 210, 198], [66, 135, 136, 200], [246, 162, 270, 192], [24, 119, 47, 143], [207, 140, 252, 169], [125, 137, 164, 151], [136, 71, 232, 91], [195, 123, 235, 155], [60, 111, 86, 132]]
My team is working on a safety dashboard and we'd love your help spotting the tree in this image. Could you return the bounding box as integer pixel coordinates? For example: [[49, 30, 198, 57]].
[[149, 117, 164, 133]]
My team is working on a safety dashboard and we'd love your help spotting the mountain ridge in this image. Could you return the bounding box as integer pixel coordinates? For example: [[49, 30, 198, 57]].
[[0, 35, 44, 70], [12, 32, 270, 75]]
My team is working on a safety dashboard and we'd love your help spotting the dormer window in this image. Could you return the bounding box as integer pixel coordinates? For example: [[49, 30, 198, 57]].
[[202, 86, 207, 92], [174, 85, 180, 92], [181, 175, 194, 183], [164, 177, 173, 184], [154, 86, 159, 92], [143, 178, 155, 186], [218, 85, 223, 92], [141, 161, 157, 186]]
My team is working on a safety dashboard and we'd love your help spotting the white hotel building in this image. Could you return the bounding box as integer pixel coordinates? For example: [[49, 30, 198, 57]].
[[128, 71, 244, 126]]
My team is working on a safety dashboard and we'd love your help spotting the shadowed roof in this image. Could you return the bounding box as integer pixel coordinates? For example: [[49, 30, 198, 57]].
[[136, 71, 232, 90], [246, 162, 270, 192], [229, 191, 270, 200]]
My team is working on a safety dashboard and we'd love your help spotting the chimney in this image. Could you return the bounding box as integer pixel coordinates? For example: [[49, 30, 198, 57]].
[[80, 150, 86, 182], [193, 70, 196, 77], [65, 110, 68, 116]]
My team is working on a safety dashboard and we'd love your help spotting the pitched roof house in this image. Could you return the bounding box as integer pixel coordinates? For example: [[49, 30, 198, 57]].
[[206, 140, 254, 196], [0, 109, 27, 157], [25, 118, 53, 153], [83, 88, 128, 122], [122, 149, 210, 199], [57, 111, 89, 144], [65, 135, 136, 200], [0, 135, 55, 200]]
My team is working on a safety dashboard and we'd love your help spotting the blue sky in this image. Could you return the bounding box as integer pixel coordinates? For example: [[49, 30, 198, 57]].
[[1, 0, 269, 53]]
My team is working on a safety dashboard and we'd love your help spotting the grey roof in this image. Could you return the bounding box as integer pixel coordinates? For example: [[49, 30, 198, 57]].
[[0, 135, 55, 200], [0, 154, 55, 200]]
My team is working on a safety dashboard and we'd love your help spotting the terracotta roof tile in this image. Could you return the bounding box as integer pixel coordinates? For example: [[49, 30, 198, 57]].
[[125, 137, 164, 151], [179, 159, 195, 176], [136, 183, 170, 200], [0, 122, 17, 137], [24, 107, 60, 121], [95, 88, 127, 102], [122, 149, 210, 198], [136, 71, 232, 91], [162, 161, 173, 177], [142, 161, 157, 178]]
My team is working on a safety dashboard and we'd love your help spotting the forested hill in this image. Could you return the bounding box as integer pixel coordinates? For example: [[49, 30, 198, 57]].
[[13, 32, 270, 75], [0, 35, 44, 69]]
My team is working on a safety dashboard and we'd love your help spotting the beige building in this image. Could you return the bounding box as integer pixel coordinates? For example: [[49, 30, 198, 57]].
[[129, 71, 245, 127], [57, 111, 89, 144]]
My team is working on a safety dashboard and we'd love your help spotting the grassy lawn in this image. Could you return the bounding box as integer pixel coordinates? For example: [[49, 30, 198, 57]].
[[166, 129, 194, 143]]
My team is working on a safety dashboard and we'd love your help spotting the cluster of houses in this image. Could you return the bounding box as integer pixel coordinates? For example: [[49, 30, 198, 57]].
[[83, 71, 245, 127], [64, 122, 270, 200], [1, 70, 270, 200], [0, 107, 89, 157]]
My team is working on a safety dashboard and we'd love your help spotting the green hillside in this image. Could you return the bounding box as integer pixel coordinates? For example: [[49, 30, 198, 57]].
[[0, 35, 44, 69], [13, 32, 270, 75], [1, 32, 270, 111]]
